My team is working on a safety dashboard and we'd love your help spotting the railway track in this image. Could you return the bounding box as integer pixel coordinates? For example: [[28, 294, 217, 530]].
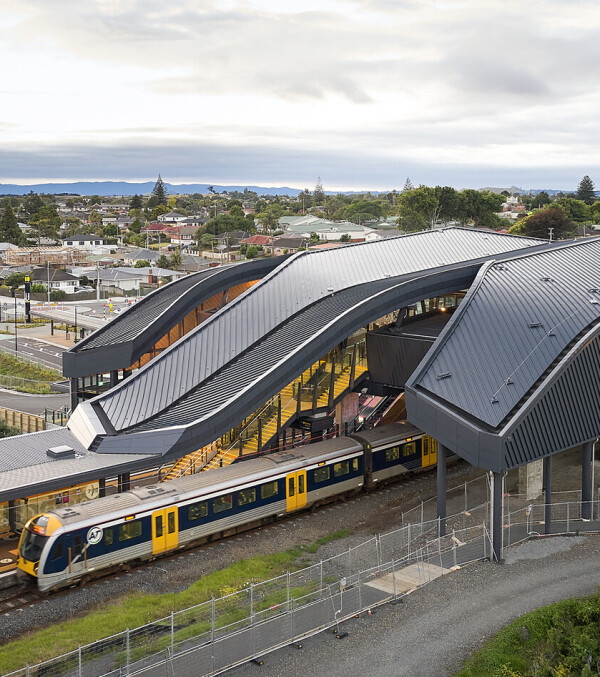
[[0, 587, 42, 615]]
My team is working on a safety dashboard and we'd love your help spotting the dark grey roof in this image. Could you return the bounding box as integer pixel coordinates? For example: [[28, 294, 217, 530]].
[[63, 257, 284, 377], [0, 428, 156, 502], [68, 228, 549, 455], [408, 238, 600, 428], [405, 237, 600, 471]]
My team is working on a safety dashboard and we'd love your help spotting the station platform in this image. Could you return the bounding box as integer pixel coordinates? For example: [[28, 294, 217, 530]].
[[0, 535, 20, 574]]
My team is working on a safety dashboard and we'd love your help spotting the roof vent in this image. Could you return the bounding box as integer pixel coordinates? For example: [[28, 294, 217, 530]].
[[505, 378, 514, 385], [490, 396, 499, 404], [528, 322, 543, 328], [548, 330, 556, 337], [47, 445, 75, 459], [495, 264, 505, 271], [590, 299, 599, 305], [588, 288, 600, 294], [540, 276, 553, 282], [327, 286, 334, 292], [436, 372, 452, 380]]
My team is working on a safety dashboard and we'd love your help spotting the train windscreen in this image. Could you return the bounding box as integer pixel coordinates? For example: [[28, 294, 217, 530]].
[[20, 530, 47, 562]]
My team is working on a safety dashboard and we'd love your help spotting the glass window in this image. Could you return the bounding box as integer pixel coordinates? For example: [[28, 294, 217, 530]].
[[20, 530, 47, 562], [261, 481, 279, 499], [155, 514, 163, 538], [118, 520, 142, 541], [298, 474, 305, 494], [168, 512, 176, 534], [51, 540, 64, 561], [238, 488, 256, 506], [73, 535, 83, 557], [288, 476, 295, 496], [212, 494, 233, 514], [314, 466, 330, 483], [103, 528, 114, 547], [188, 502, 208, 521], [385, 447, 400, 462], [403, 442, 416, 457], [423, 438, 429, 456], [333, 461, 349, 477], [352, 458, 359, 472]]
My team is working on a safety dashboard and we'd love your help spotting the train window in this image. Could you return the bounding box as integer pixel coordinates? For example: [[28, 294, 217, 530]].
[[155, 514, 164, 538], [352, 458, 359, 472], [103, 528, 114, 547], [118, 520, 142, 541], [51, 540, 64, 561], [73, 535, 83, 557], [385, 447, 400, 462], [288, 476, 295, 497], [314, 466, 330, 483], [403, 442, 416, 457], [168, 512, 176, 534], [333, 461, 349, 477], [238, 488, 256, 506], [298, 474, 305, 494], [423, 438, 429, 456], [260, 481, 279, 499], [213, 494, 233, 514], [188, 501, 208, 521]]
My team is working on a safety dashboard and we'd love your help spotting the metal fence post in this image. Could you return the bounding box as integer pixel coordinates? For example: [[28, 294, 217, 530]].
[[349, 546, 352, 580], [358, 569, 362, 611], [78, 646, 82, 677], [420, 500, 423, 527], [250, 583, 254, 625], [287, 571, 291, 613], [211, 597, 216, 674], [483, 522, 487, 560], [392, 557, 397, 601], [566, 502, 570, 533], [171, 611, 174, 656], [452, 530, 457, 568], [126, 628, 130, 676], [408, 523, 411, 559]]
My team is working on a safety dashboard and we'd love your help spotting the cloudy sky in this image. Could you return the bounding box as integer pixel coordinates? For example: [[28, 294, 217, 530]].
[[1, 0, 599, 191]]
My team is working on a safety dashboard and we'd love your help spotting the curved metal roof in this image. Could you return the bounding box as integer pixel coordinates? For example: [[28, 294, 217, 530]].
[[62, 257, 282, 377], [405, 237, 600, 471], [67, 228, 548, 454]]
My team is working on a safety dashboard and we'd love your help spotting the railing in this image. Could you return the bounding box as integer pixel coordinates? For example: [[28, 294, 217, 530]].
[[3, 479, 600, 677]]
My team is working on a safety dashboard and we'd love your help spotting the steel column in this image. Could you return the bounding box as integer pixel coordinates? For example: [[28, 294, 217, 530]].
[[582, 441, 593, 520], [436, 444, 447, 537], [543, 455, 552, 535], [69, 377, 79, 412], [328, 356, 336, 409], [492, 471, 503, 561], [110, 370, 118, 388]]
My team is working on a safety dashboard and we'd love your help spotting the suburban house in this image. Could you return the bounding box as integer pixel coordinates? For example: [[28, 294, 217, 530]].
[[271, 235, 307, 255], [30, 267, 80, 294], [97, 269, 141, 294], [167, 225, 197, 247], [62, 234, 108, 249], [156, 211, 188, 224], [240, 235, 273, 247]]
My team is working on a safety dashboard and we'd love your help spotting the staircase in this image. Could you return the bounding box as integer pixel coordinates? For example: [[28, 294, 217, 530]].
[[162, 359, 367, 480]]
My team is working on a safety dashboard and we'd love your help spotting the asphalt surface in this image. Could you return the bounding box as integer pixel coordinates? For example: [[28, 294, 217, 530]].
[[230, 535, 600, 677], [0, 391, 69, 415], [0, 336, 64, 369]]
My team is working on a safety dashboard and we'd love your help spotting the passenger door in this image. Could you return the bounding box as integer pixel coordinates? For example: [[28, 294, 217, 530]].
[[421, 436, 438, 468], [285, 471, 307, 512], [152, 507, 179, 555]]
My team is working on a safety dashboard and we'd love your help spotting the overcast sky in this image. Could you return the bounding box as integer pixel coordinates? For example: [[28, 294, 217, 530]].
[[1, 0, 599, 191]]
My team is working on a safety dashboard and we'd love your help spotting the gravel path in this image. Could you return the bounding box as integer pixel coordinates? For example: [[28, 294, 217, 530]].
[[227, 535, 600, 677]]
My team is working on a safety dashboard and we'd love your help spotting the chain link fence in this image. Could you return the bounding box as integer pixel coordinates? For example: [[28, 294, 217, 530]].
[[3, 487, 600, 677]]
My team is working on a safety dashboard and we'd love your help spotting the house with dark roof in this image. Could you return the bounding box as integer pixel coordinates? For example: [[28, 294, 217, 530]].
[[30, 266, 80, 294]]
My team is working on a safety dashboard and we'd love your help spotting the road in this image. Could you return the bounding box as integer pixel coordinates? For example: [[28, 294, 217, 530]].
[[0, 390, 70, 416], [230, 536, 600, 677], [0, 336, 65, 369]]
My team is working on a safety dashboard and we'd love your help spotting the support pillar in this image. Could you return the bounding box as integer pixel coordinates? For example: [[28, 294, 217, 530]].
[[8, 499, 16, 534], [543, 455, 552, 535], [436, 444, 447, 537], [118, 473, 131, 493], [69, 377, 79, 412], [99, 478, 106, 498], [582, 441, 592, 520], [492, 472, 503, 561], [110, 370, 119, 388]]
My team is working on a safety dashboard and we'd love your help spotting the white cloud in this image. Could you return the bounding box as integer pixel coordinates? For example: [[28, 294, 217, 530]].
[[1, 0, 600, 188]]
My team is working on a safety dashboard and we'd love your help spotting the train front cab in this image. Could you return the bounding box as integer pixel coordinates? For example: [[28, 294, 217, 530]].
[[151, 507, 179, 555], [17, 513, 61, 582], [285, 470, 307, 512]]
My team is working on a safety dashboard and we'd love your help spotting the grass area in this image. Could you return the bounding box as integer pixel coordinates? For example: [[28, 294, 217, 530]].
[[458, 590, 600, 676], [0, 353, 60, 380], [0, 529, 352, 672]]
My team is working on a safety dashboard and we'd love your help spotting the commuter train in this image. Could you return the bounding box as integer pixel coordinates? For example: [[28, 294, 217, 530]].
[[17, 423, 439, 592]]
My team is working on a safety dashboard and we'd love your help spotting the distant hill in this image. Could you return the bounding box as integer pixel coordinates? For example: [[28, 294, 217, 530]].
[[0, 181, 309, 197]]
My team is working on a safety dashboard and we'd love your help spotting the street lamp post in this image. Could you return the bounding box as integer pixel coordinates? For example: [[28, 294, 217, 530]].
[[13, 293, 17, 354], [47, 260, 51, 305]]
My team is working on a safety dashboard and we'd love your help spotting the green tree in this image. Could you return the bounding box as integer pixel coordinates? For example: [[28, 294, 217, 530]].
[[396, 208, 428, 233], [4, 272, 26, 288], [22, 191, 44, 217], [590, 201, 600, 223], [576, 175, 596, 205], [129, 218, 144, 234], [134, 259, 150, 268], [149, 175, 168, 207], [403, 177, 414, 192], [397, 187, 440, 228], [257, 204, 284, 232], [102, 223, 118, 237], [245, 245, 259, 259], [29, 205, 61, 244], [169, 250, 182, 270], [508, 204, 573, 239], [313, 177, 325, 205], [228, 205, 245, 219], [130, 194, 143, 210], [530, 191, 551, 208], [555, 197, 592, 223], [156, 254, 169, 269], [339, 233, 351, 242], [0, 199, 21, 244]]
